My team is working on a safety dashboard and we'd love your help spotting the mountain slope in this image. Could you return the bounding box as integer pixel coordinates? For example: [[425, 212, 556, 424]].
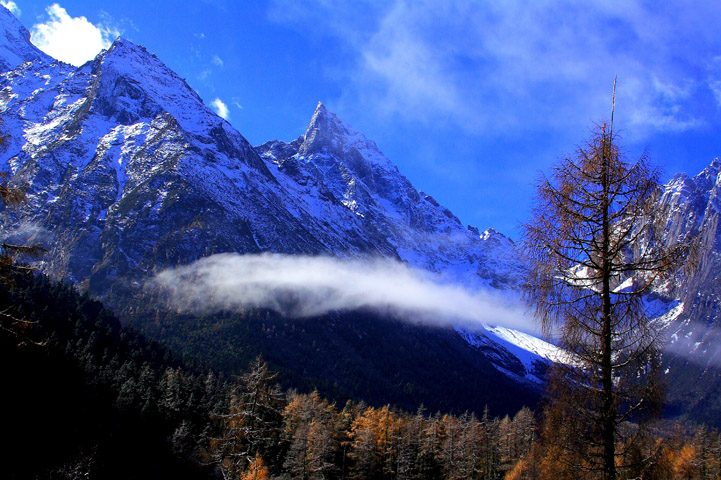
[[1, 272, 218, 480], [0, 5, 53, 72], [655, 159, 721, 364]]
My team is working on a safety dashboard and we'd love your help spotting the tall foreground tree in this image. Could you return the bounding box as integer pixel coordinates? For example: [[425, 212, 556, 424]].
[[523, 104, 693, 479]]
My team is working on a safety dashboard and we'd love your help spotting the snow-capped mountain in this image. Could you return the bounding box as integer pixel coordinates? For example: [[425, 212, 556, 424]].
[[0, 4, 553, 395], [257, 101, 525, 290], [1, 38, 399, 292], [0, 29, 520, 296], [257, 102, 555, 381]]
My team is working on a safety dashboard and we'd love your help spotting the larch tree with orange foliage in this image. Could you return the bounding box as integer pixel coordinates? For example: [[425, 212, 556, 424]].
[[523, 87, 694, 480], [239, 453, 269, 480]]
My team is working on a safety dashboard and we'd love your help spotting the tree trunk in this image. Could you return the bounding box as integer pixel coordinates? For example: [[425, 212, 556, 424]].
[[601, 128, 616, 480]]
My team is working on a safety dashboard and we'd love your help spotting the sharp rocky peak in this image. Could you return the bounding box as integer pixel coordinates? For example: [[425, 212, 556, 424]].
[[298, 102, 395, 171], [300, 101, 354, 155], [98, 37, 189, 88], [102, 37, 161, 64], [693, 157, 721, 192]]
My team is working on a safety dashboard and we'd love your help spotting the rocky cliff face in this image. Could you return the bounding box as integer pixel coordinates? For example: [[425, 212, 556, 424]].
[[656, 160, 721, 366], [644, 159, 721, 424]]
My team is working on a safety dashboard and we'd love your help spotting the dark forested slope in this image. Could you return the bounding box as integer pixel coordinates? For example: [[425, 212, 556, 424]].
[[130, 303, 541, 418], [0, 273, 221, 479]]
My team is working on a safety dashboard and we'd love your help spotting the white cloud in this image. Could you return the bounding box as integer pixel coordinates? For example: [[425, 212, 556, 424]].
[[1, 1, 20, 17], [212, 54, 224, 67], [210, 97, 230, 119], [30, 4, 120, 66], [270, 0, 721, 139], [152, 253, 533, 332]]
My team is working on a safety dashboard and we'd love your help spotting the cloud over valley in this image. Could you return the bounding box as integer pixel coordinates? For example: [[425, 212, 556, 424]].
[[152, 253, 532, 332]]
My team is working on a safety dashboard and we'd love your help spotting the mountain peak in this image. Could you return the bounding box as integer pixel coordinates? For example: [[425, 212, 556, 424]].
[[302, 100, 338, 148], [102, 36, 155, 65], [704, 157, 721, 176], [106, 36, 141, 54], [299, 103, 395, 172], [0, 4, 54, 72], [692, 157, 721, 193], [93, 36, 222, 134]]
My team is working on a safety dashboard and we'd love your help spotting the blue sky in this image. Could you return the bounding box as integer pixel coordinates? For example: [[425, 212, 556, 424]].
[[5, 0, 721, 238]]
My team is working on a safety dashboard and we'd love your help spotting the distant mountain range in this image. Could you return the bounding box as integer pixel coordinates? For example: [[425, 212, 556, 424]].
[[1, 5, 719, 422]]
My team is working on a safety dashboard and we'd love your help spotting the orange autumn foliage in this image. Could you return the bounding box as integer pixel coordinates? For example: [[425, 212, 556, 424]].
[[240, 453, 269, 480]]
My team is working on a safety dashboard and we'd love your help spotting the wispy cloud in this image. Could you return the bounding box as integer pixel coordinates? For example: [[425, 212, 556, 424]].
[[664, 321, 721, 368], [212, 54, 224, 67], [231, 97, 244, 110], [30, 3, 120, 66], [1, 0, 20, 17], [0, 221, 55, 255], [210, 97, 230, 119], [710, 81, 721, 109], [152, 253, 532, 332], [269, 0, 721, 140]]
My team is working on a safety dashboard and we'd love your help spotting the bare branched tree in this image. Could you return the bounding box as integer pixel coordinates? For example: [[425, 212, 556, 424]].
[[523, 88, 694, 480]]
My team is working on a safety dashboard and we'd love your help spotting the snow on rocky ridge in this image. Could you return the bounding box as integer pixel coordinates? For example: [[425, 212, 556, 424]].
[[0, 5, 54, 72]]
